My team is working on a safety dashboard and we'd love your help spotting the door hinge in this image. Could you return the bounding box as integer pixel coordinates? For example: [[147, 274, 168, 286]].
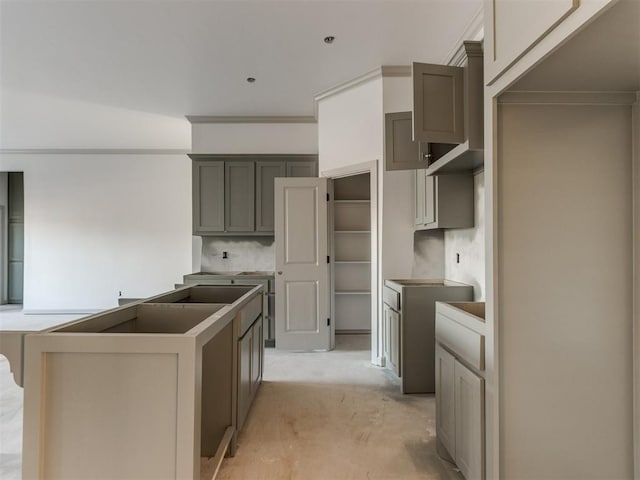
[[327, 256, 330, 264], [327, 318, 331, 326], [326, 193, 330, 201]]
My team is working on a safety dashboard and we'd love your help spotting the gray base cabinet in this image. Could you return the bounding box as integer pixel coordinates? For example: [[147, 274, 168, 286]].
[[238, 315, 263, 431], [382, 279, 473, 394], [435, 302, 486, 480], [191, 155, 317, 236]]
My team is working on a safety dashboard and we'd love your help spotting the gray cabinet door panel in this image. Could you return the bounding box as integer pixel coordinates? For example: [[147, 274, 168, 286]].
[[256, 161, 286, 232], [385, 112, 425, 171], [413, 63, 464, 144], [193, 162, 225, 233], [436, 344, 456, 460], [286, 161, 317, 178], [225, 162, 255, 232], [454, 360, 484, 480]]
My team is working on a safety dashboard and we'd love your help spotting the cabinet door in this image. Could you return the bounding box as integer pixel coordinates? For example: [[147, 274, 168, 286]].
[[286, 161, 317, 178], [414, 170, 425, 226], [388, 308, 400, 376], [485, 0, 578, 84], [454, 360, 484, 480], [385, 112, 424, 171], [435, 344, 456, 459], [383, 304, 391, 367], [256, 161, 285, 232], [238, 330, 252, 430], [423, 175, 437, 227], [193, 161, 225, 233], [251, 317, 263, 394], [225, 161, 255, 232], [412, 63, 464, 144]]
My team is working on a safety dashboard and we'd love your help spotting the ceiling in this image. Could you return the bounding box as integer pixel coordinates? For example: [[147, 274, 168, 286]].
[[511, 0, 640, 92], [0, 0, 482, 119]]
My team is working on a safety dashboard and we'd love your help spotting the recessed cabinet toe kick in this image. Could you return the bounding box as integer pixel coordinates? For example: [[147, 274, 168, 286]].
[[435, 301, 486, 480], [20, 284, 264, 480]]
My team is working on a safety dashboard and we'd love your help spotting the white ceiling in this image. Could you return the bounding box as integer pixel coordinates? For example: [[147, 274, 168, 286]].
[[0, 0, 482, 118]]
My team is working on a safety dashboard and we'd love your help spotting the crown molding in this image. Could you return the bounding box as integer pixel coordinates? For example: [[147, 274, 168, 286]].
[[0, 148, 190, 155], [499, 91, 638, 105], [313, 65, 410, 118], [186, 115, 316, 124], [442, 5, 484, 66]]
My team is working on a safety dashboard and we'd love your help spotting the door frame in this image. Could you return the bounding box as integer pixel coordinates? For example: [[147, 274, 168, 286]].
[[321, 160, 379, 365]]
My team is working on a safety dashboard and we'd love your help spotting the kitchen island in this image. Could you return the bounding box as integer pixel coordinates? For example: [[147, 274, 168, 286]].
[[17, 284, 264, 480]]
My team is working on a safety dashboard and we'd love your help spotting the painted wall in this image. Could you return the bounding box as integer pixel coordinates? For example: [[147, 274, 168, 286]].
[[444, 171, 485, 300], [191, 120, 318, 271], [498, 103, 633, 478], [192, 123, 318, 155], [0, 154, 191, 311], [1, 89, 190, 150]]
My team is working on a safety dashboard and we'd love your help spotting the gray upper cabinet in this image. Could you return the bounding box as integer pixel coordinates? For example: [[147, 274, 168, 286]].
[[412, 62, 464, 144], [193, 161, 225, 234], [385, 112, 422, 171], [286, 161, 317, 178], [387, 41, 484, 174], [255, 161, 286, 232], [415, 170, 473, 230], [225, 161, 255, 232], [190, 154, 317, 236]]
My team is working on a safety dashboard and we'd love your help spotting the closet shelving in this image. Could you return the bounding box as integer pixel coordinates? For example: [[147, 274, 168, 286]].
[[332, 174, 371, 332]]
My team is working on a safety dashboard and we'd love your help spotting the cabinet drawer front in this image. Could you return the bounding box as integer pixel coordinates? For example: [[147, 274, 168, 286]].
[[436, 314, 484, 370], [383, 286, 400, 311], [238, 295, 262, 337]]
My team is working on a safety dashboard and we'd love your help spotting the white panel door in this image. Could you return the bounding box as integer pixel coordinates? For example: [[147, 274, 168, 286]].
[[275, 178, 330, 350]]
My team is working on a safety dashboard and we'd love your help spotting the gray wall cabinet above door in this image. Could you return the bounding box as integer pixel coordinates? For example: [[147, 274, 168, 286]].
[[286, 161, 317, 178], [255, 161, 286, 232]]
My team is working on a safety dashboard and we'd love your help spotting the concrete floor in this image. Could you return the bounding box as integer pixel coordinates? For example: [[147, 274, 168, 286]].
[[212, 335, 462, 480], [1, 307, 461, 480]]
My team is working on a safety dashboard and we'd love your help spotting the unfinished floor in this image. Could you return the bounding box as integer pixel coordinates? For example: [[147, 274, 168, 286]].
[[1, 309, 460, 480], [211, 334, 461, 480]]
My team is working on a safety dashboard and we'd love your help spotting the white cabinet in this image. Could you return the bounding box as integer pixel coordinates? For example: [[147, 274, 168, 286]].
[[484, 0, 578, 84]]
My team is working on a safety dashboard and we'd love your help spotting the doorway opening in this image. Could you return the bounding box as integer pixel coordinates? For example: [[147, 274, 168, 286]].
[[324, 161, 378, 362], [1, 172, 24, 305]]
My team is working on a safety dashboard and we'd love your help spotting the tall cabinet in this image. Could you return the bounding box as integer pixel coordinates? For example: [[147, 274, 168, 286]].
[[331, 173, 371, 333]]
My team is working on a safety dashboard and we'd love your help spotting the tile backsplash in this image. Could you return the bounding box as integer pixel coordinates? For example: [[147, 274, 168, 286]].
[[200, 236, 275, 272]]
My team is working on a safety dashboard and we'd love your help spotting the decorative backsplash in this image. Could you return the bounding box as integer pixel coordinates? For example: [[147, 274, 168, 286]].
[[200, 236, 275, 272]]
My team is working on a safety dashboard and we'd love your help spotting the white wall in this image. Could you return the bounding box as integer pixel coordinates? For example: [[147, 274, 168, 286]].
[[1, 89, 190, 150], [0, 154, 192, 311], [444, 171, 485, 300], [192, 123, 318, 155], [0, 91, 193, 311], [498, 103, 633, 478]]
